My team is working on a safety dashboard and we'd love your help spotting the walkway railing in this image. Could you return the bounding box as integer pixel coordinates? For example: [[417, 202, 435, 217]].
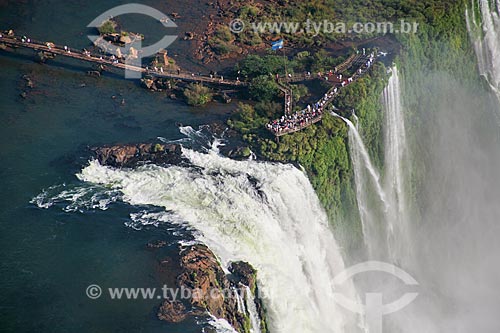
[[0, 32, 378, 135], [0, 34, 248, 87], [267, 53, 376, 137]]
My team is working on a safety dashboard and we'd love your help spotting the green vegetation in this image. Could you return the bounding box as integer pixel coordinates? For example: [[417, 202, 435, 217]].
[[290, 84, 309, 103], [209, 26, 240, 55], [227, 103, 268, 135], [235, 51, 346, 78], [336, 64, 388, 169], [249, 76, 280, 102], [227, 0, 481, 251], [183, 83, 213, 106], [98, 19, 117, 35], [228, 64, 389, 249], [393, 0, 483, 222], [153, 143, 164, 153], [237, 54, 296, 78]]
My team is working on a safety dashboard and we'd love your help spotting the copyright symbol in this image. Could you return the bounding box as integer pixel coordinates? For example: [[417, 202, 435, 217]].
[[86, 284, 102, 299], [229, 19, 245, 34]]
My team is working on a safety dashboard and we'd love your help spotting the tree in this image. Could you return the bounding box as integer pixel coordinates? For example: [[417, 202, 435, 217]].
[[98, 19, 117, 35], [249, 76, 280, 102], [183, 84, 213, 106]]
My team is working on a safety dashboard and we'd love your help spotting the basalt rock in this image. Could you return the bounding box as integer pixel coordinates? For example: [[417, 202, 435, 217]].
[[225, 146, 253, 160], [92, 143, 187, 168], [147, 240, 167, 249], [229, 261, 257, 293], [141, 76, 174, 92], [183, 32, 195, 40], [157, 300, 188, 323], [159, 244, 267, 333]]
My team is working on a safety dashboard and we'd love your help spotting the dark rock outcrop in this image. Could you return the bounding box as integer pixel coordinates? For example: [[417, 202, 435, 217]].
[[158, 300, 188, 323], [229, 261, 257, 293], [147, 240, 167, 249], [92, 143, 187, 168], [157, 244, 268, 333], [141, 76, 174, 92]]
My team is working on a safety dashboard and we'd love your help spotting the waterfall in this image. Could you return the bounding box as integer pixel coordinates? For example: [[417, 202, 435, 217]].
[[331, 66, 409, 261], [331, 111, 389, 257], [382, 67, 411, 262], [234, 287, 246, 314], [466, 0, 500, 125], [233, 286, 260, 333], [76, 149, 360, 333], [243, 286, 261, 333]]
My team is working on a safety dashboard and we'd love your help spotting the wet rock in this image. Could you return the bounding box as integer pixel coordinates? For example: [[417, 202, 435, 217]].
[[87, 70, 101, 78], [226, 146, 252, 160], [147, 240, 167, 249], [141, 77, 157, 91], [141, 76, 174, 92], [23, 75, 34, 88], [167, 244, 267, 333], [183, 32, 195, 40], [229, 261, 257, 292], [157, 300, 188, 323], [92, 143, 187, 168], [214, 92, 231, 103], [177, 245, 228, 318]]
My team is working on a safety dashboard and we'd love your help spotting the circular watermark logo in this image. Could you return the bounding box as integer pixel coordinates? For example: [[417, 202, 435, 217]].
[[87, 3, 178, 79], [333, 261, 419, 333], [86, 284, 102, 299], [229, 19, 245, 34]]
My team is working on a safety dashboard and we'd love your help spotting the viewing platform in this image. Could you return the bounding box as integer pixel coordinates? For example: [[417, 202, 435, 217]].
[[267, 52, 377, 137]]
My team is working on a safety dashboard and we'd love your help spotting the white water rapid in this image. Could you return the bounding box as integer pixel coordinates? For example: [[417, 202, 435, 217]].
[[77, 147, 360, 333]]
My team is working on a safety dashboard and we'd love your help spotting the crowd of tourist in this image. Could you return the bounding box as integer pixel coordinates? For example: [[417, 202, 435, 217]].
[[267, 82, 342, 134], [267, 107, 324, 134], [267, 52, 377, 135]]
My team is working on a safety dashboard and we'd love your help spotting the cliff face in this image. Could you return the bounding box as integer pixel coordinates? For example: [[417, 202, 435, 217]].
[[158, 244, 268, 333]]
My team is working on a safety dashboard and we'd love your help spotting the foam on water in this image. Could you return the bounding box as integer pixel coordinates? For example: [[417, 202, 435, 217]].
[[30, 183, 121, 212], [76, 148, 360, 332]]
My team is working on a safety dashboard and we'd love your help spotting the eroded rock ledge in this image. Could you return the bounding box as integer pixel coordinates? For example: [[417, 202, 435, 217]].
[[157, 244, 268, 333], [92, 143, 187, 168]]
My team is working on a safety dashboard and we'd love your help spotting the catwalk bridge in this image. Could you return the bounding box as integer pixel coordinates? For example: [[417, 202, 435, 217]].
[[0, 34, 369, 88], [0, 33, 378, 137], [0, 34, 249, 87]]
